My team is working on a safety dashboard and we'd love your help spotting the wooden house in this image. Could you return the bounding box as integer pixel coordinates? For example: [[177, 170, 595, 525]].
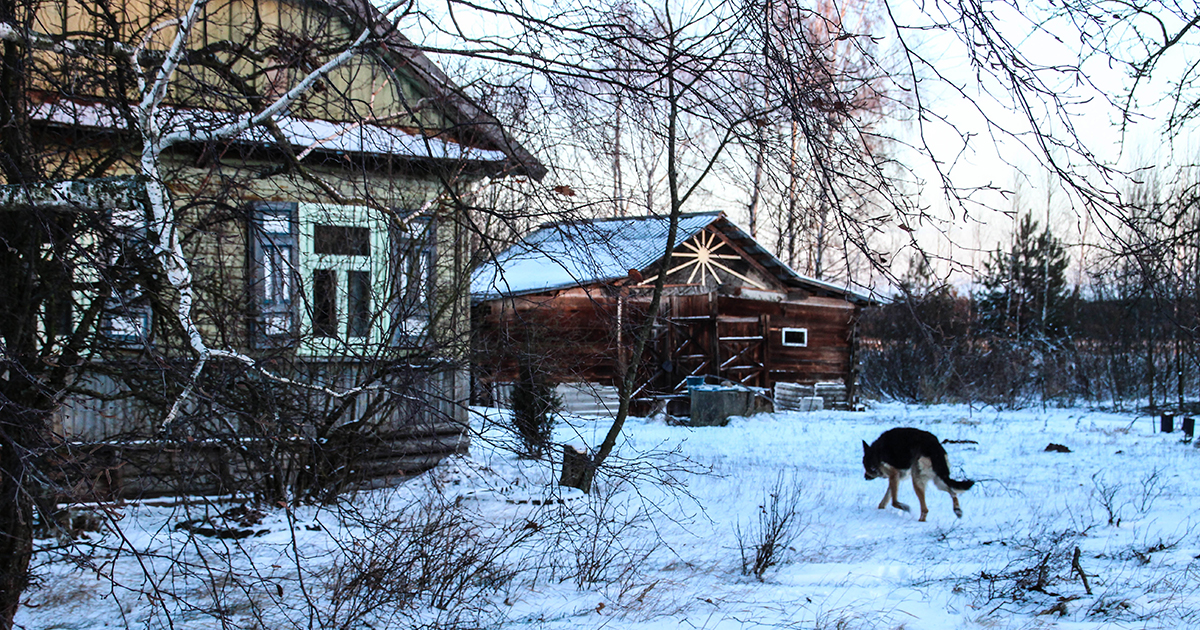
[[471, 212, 876, 415], [4, 0, 543, 497]]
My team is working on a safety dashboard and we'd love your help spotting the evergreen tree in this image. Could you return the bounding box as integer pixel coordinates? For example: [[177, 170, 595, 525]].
[[977, 215, 1072, 342], [510, 359, 562, 459]]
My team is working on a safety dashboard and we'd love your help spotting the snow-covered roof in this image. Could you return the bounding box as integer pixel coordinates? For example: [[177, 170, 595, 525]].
[[31, 100, 510, 164], [471, 212, 876, 304], [471, 212, 721, 300]]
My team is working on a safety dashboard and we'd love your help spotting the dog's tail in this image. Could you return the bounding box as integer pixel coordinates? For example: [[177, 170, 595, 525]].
[[933, 453, 974, 492], [946, 477, 974, 491]]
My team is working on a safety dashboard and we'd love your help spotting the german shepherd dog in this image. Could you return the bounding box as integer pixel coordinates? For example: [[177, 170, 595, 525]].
[[862, 428, 974, 521]]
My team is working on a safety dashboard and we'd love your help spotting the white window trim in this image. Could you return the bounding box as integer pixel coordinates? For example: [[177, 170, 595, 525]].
[[781, 327, 808, 347]]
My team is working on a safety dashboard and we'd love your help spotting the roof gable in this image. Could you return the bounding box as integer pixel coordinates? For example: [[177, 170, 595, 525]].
[[472, 212, 875, 303], [27, 0, 545, 179]]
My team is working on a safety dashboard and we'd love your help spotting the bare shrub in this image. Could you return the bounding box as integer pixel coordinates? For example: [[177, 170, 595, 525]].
[[1091, 472, 1125, 525], [322, 494, 534, 629], [963, 523, 1086, 611], [1090, 466, 1169, 524], [553, 479, 659, 591], [736, 473, 807, 581], [1134, 467, 1167, 515]]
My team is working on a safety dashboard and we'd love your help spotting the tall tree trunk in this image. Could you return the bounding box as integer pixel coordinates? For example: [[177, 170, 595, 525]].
[[785, 120, 798, 267], [1147, 318, 1156, 411], [0, 404, 47, 630], [0, 214, 50, 630], [613, 101, 624, 217], [0, 8, 48, 625], [747, 130, 764, 239]]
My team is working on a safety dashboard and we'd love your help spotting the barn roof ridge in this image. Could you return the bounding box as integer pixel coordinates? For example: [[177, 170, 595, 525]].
[[472, 212, 877, 305], [533, 210, 723, 231]]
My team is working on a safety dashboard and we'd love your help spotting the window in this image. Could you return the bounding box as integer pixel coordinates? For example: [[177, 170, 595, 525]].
[[250, 203, 298, 344], [313, 268, 338, 337], [103, 291, 151, 342], [299, 202, 382, 348], [347, 270, 371, 337], [314, 225, 370, 256], [101, 205, 152, 345], [389, 220, 434, 342], [781, 327, 808, 347]]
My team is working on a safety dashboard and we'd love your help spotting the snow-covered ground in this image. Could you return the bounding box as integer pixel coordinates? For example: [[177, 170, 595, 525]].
[[19, 402, 1200, 629]]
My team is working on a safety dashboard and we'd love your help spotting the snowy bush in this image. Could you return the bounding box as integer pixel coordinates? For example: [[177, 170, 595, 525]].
[[323, 494, 535, 629]]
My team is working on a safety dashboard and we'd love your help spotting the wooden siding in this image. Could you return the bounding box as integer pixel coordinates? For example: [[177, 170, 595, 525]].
[[473, 287, 862, 408], [53, 363, 468, 498], [159, 155, 469, 361]]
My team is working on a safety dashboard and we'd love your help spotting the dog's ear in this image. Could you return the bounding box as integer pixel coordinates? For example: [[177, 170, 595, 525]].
[[862, 440, 869, 452]]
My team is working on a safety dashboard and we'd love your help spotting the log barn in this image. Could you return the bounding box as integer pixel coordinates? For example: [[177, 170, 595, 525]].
[[471, 212, 877, 414]]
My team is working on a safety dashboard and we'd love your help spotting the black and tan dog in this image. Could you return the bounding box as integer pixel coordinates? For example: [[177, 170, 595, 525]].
[[862, 427, 974, 521]]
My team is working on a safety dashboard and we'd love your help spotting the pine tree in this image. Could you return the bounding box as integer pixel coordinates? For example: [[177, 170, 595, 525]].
[[977, 215, 1072, 342]]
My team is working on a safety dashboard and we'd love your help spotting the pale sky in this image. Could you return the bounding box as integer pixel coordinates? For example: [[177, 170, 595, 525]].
[[400, 0, 1199, 294]]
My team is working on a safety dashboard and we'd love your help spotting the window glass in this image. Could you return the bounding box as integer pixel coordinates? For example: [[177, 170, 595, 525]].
[[781, 327, 808, 347], [389, 220, 434, 342], [313, 268, 338, 337], [313, 225, 370, 256], [250, 203, 298, 344], [347, 270, 371, 337]]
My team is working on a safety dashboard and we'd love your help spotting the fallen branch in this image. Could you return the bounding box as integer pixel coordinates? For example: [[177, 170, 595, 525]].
[[1072, 546, 1092, 595]]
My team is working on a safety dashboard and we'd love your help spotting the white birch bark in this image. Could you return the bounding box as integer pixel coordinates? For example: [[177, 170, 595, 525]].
[[129, 0, 411, 427]]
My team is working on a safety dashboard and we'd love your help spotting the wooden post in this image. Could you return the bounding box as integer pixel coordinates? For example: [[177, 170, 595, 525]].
[[559, 445, 594, 494], [760, 314, 771, 389], [847, 304, 862, 408], [710, 293, 720, 382]]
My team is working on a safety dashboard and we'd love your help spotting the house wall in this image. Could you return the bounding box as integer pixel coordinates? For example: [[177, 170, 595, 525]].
[[473, 286, 624, 394], [162, 155, 467, 353], [30, 0, 449, 130], [52, 363, 468, 498], [715, 294, 857, 384]]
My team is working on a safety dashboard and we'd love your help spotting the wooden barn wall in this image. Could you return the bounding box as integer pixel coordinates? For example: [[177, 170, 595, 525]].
[[473, 288, 861, 400], [472, 290, 625, 393], [714, 295, 857, 385]]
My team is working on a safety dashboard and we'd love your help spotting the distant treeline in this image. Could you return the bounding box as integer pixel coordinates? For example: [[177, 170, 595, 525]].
[[860, 293, 1200, 410], [859, 215, 1200, 410]]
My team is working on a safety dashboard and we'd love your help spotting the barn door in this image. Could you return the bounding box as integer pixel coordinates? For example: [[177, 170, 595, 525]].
[[658, 295, 771, 391], [715, 314, 769, 387]]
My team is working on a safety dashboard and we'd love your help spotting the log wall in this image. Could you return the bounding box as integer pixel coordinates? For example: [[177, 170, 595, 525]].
[[473, 287, 862, 405]]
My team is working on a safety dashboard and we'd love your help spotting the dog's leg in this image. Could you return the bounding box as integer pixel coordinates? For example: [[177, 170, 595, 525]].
[[931, 464, 964, 518], [877, 485, 891, 510], [912, 471, 929, 522], [886, 469, 910, 512]]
